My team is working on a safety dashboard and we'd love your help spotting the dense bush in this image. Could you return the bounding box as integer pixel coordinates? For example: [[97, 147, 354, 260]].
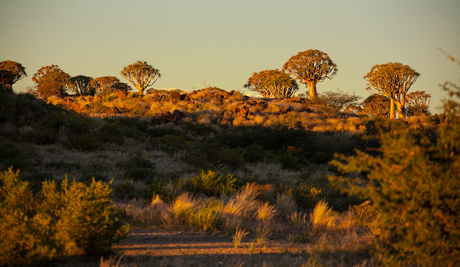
[[116, 155, 156, 180], [183, 170, 237, 197], [332, 89, 460, 266], [0, 168, 129, 267]]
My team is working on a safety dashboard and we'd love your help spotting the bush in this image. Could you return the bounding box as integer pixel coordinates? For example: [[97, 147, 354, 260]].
[[115, 155, 156, 180], [183, 170, 237, 197], [277, 153, 303, 171], [0, 168, 129, 266], [332, 109, 460, 265]]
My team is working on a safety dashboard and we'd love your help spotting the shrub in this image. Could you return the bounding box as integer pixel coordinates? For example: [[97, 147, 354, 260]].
[[65, 134, 103, 151], [277, 153, 303, 170], [189, 198, 222, 232], [0, 168, 128, 266], [183, 170, 237, 197], [115, 155, 156, 181], [244, 143, 267, 163], [331, 82, 460, 266]]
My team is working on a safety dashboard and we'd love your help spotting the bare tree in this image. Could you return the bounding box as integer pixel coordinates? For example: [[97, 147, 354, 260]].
[[406, 91, 431, 116], [283, 49, 338, 100]]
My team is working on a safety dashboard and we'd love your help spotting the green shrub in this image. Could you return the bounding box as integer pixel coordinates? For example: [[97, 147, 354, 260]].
[[116, 155, 156, 180], [183, 170, 237, 197], [65, 134, 103, 151], [0, 168, 129, 266], [332, 114, 460, 265], [113, 180, 138, 199], [277, 153, 303, 171], [218, 147, 245, 169], [189, 198, 222, 232], [143, 181, 176, 203], [309, 151, 332, 165], [244, 143, 267, 163]]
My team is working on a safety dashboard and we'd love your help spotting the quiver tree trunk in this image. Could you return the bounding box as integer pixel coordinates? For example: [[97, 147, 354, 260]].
[[307, 81, 318, 100]]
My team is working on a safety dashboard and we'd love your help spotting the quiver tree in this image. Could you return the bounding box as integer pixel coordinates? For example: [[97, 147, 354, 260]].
[[90, 76, 120, 96], [65, 75, 94, 96], [121, 61, 160, 95], [32, 65, 70, 99], [364, 62, 420, 119], [0, 60, 27, 92], [282, 49, 338, 100], [244, 69, 299, 98], [406, 91, 431, 116]]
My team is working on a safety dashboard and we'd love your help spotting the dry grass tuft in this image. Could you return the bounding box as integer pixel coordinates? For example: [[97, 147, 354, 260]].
[[276, 192, 297, 218], [311, 199, 335, 230]]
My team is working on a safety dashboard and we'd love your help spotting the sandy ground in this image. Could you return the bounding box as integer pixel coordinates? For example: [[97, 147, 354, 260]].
[[62, 228, 307, 267]]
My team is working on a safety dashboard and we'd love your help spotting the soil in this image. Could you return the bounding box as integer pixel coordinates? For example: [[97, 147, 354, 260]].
[[62, 228, 307, 267]]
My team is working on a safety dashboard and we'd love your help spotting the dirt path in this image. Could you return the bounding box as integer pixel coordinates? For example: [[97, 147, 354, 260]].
[[63, 229, 307, 267]]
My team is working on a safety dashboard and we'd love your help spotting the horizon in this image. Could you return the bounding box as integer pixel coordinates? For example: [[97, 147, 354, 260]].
[[1, 0, 459, 113]]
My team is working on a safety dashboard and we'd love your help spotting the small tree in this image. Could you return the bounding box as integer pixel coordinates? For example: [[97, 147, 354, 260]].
[[89, 76, 120, 96], [244, 69, 298, 98], [406, 91, 431, 116], [316, 89, 361, 115], [64, 75, 94, 96], [121, 61, 160, 95], [32, 65, 70, 99], [0, 60, 27, 92], [283, 49, 338, 100], [364, 62, 420, 119]]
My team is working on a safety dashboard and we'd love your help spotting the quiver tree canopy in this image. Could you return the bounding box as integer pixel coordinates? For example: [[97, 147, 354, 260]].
[[244, 69, 299, 98], [32, 65, 70, 99], [89, 76, 121, 96], [364, 62, 420, 119], [283, 49, 337, 100], [0, 60, 27, 92], [65, 75, 94, 96], [121, 61, 160, 95]]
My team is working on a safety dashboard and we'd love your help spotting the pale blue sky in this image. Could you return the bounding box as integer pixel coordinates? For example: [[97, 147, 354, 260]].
[[1, 0, 459, 112]]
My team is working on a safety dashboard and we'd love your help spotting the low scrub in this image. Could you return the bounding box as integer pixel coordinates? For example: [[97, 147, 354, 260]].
[[0, 168, 129, 267]]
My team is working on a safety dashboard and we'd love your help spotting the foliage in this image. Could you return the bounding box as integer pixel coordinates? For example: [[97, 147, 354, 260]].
[[331, 93, 460, 265], [244, 69, 299, 98], [115, 155, 156, 181], [283, 49, 338, 100], [406, 90, 431, 116], [0, 168, 129, 267], [360, 94, 391, 117], [364, 62, 420, 119], [90, 76, 121, 96], [277, 153, 303, 170], [0, 60, 27, 91], [64, 75, 94, 96], [121, 61, 160, 95], [183, 170, 237, 197], [31, 65, 70, 99]]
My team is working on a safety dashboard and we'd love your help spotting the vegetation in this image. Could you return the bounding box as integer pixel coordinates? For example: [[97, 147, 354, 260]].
[[244, 69, 299, 98], [0, 51, 454, 266], [364, 62, 420, 119], [31, 64, 70, 99], [0, 168, 128, 267], [0, 60, 27, 92], [283, 49, 338, 100], [121, 61, 160, 95]]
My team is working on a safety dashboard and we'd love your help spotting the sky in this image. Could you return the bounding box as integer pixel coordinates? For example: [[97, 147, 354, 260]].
[[1, 0, 459, 113]]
